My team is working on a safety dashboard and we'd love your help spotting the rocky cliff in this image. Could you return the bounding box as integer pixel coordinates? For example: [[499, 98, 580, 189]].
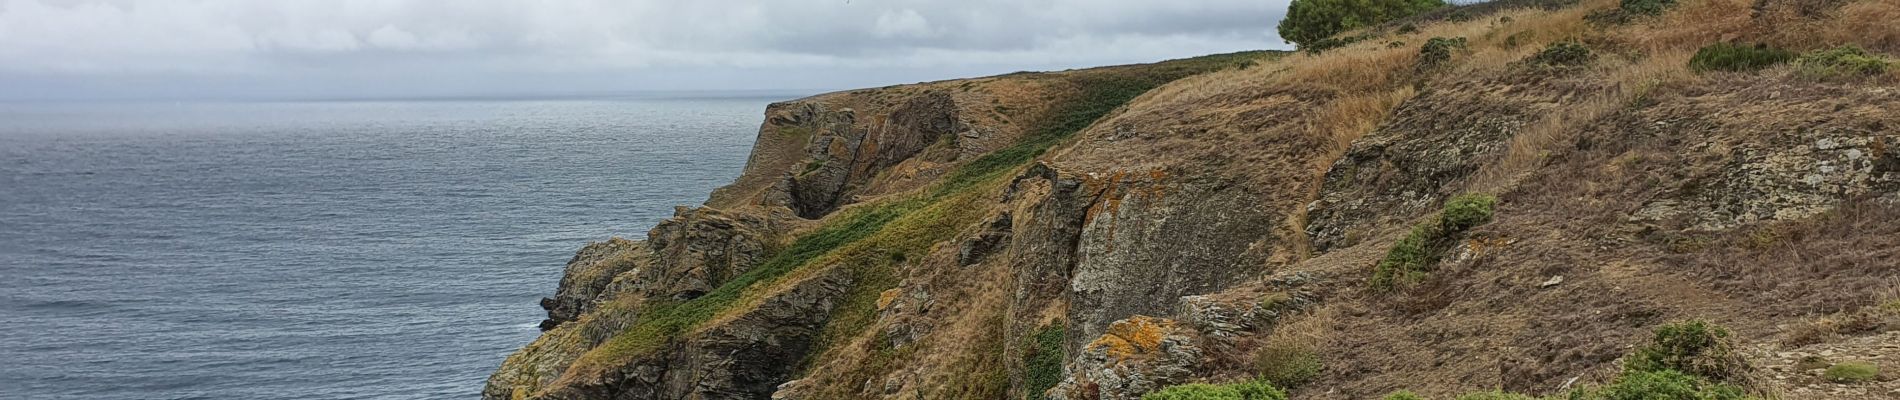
[[487, 0, 1900, 398]]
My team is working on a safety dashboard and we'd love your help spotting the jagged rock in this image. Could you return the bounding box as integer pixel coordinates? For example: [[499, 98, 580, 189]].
[[780, 92, 966, 218], [539, 238, 648, 330], [609, 206, 776, 301], [526, 267, 853, 400], [1051, 316, 1204, 400], [959, 211, 1013, 266], [1067, 172, 1279, 348], [1632, 135, 1900, 230]]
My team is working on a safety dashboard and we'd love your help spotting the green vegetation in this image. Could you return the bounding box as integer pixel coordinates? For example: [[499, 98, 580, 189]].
[[1372, 193, 1497, 289], [1527, 41, 1593, 67], [1276, 0, 1446, 49], [1255, 341, 1322, 388], [1689, 43, 1795, 72], [1796, 45, 1892, 80], [1382, 322, 1760, 400], [1619, 0, 1677, 16], [1452, 391, 1538, 400], [1383, 390, 1427, 400], [1625, 320, 1744, 382], [1141, 378, 1287, 400], [1589, 370, 1747, 400], [1416, 37, 1469, 72], [1023, 325, 1067, 400], [935, 52, 1269, 196], [1823, 362, 1880, 383]]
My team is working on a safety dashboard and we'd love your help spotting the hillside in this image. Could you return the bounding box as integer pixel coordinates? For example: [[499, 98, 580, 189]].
[[485, 0, 1900, 398]]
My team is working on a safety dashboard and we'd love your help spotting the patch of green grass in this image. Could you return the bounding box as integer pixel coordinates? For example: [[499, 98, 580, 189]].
[[1142, 378, 1287, 400], [1371, 194, 1497, 289], [1824, 362, 1880, 383], [1022, 324, 1067, 400], [1689, 43, 1795, 72], [1417, 37, 1469, 72], [1452, 391, 1538, 400], [1383, 390, 1428, 400], [1620, 0, 1677, 16], [1255, 341, 1322, 388], [1625, 320, 1745, 382], [1589, 369, 1749, 400], [1796, 45, 1892, 80], [1527, 41, 1593, 67]]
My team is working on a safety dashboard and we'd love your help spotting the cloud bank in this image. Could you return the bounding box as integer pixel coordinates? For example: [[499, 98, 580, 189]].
[[0, 0, 1290, 100]]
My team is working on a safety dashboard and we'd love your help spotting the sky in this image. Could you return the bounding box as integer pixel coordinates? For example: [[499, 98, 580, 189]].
[[0, 0, 1292, 100]]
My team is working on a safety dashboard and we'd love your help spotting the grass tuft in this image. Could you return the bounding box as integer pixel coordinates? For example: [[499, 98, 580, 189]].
[[1371, 194, 1497, 289], [1823, 362, 1880, 383], [1795, 45, 1892, 80], [1689, 43, 1795, 72], [1141, 378, 1287, 400]]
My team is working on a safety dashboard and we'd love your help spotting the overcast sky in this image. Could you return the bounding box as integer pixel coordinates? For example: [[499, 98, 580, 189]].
[[0, 0, 1291, 100]]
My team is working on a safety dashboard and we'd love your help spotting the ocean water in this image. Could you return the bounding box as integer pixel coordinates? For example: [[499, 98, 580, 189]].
[[0, 94, 796, 399]]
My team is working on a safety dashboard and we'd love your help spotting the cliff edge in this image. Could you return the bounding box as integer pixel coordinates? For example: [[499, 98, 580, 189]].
[[487, 0, 1900, 398]]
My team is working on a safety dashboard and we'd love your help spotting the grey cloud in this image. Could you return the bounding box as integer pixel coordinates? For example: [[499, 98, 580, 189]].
[[0, 0, 1291, 100]]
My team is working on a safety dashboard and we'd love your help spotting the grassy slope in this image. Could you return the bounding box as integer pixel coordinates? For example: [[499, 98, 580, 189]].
[[553, 51, 1272, 388]]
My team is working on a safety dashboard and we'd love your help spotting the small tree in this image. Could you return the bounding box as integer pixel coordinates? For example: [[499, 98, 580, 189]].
[[1278, 0, 1446, 49]]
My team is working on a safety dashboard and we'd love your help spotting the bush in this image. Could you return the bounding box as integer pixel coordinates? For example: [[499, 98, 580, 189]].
[[1141, 379, 1287, 400], [1625, 321, 1746, 383], [1452, 391, 1538, 400], [1304, 33, 1375, 54], [1371, 194, 1497, 289], [1796, 45, 1893, 79], [1255, 341, 1323, 388], [1416, 37, 1470, 72], [1384, 390, 1427, 400], [1620, 0, 1677, 16], [1023, 325, 1067, 399], [1528, 41, 1594, 67], [1689, 43, 1796, 72], [1823, 362, 1880, 383], [1440, 193, 1498, 231], [1590, 370, 1748, 400], [1277, 0, 1446, 48]]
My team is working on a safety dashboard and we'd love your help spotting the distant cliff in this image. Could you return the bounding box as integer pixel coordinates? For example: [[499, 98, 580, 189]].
[[485, 0, 1900, 398]]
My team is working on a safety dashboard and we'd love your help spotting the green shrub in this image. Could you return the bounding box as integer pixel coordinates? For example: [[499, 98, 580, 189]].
[[1142, 379, 1287, 400], [1255, 341, 1323, 388], [1277, 0, 1446, 48], [1528, 41, 1594, 67], [1590, 370, 1748, 400], [1023, 325, 1067, 399], [1620, 0, 1678, 16], [1384, 390, 1429, 400], [1796, 45, 1893, 79], [1689, 43, 1796, 72], [1417, 37, 1470, 72], [1371, 194, 1498, 289], [1452, 391, 1538, 400], [1440, 193, 1498, 231], [1823, 362, 1880, 383], [1625, 321, 1746, 382]]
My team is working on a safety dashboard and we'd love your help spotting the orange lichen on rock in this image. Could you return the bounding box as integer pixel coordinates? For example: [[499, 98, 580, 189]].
[[876, 288, 901, 310], [1086, 316, 1176, 362]]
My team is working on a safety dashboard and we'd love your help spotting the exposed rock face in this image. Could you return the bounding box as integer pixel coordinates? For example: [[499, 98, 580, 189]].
[[621, 206, 777, 300], [537, 268, 852, 400], [1051, 316, 1203, 400], [775, 92, 966, 219], [1306, 75, 1601, 252], [539, 238, 648, 330], [1065, 172, 1279, 346]]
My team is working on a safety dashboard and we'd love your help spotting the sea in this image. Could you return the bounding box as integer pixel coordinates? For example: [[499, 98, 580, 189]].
[[0, 93, 802, 399]]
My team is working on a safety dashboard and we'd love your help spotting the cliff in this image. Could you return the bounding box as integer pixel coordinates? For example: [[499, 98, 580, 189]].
[[486, 0, 1900, 398]]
